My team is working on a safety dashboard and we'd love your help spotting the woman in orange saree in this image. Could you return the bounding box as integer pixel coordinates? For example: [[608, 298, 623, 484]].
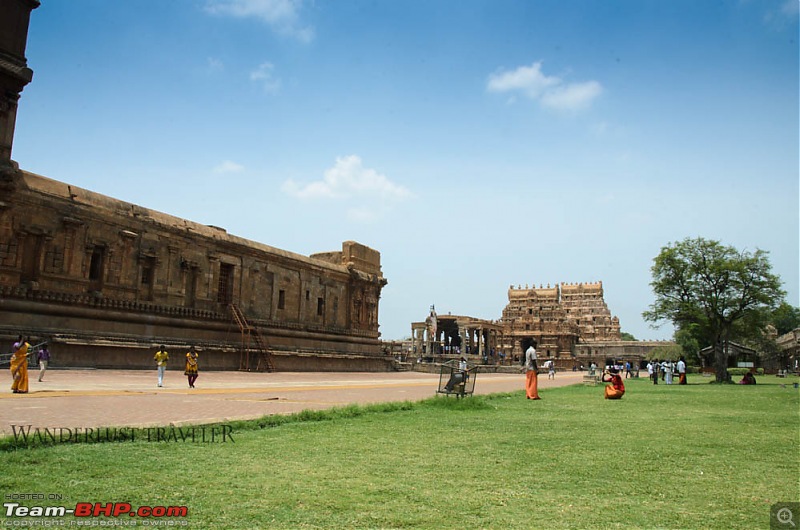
[[602, 368, 625, 400], [10, 340, 30, 394]]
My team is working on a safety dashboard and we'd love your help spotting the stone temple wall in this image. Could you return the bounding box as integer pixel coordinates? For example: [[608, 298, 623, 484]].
[[0, 171, 389, 371]]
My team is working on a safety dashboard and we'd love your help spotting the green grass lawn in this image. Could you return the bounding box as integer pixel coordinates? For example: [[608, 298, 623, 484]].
[[1, 377, 798, 529]]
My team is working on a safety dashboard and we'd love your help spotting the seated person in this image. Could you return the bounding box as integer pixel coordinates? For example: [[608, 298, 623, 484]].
[[602, 367, 625, 399], [444, 371, 465, 393], [738, 372, 756, 385]]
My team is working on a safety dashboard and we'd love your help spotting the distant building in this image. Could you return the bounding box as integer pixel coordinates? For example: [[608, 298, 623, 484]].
[[413, 282, 669, 369], [776, 328, 799, 372], [699, 342, 758, 369], [410, 307, 504, 361], [501, 282, 621, 359]]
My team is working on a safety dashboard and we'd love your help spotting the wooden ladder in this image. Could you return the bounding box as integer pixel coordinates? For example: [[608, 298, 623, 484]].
[[229, 304, 275, 372]]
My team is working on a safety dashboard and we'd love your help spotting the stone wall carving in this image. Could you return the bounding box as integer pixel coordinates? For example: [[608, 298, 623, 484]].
[[501, 281, 621, 358]]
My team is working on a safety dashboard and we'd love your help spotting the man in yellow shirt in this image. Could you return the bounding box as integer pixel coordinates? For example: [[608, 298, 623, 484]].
[[154, 345, 169, 387]]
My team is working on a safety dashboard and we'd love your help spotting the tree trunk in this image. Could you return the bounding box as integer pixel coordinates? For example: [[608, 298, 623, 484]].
[[714, 340, 731, 383]]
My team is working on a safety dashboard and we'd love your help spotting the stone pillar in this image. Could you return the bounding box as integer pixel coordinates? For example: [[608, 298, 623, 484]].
[[0, 0, 39, 177]]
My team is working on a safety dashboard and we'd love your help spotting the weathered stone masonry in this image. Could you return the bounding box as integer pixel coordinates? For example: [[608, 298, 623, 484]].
[[0, 171, 388, 370]]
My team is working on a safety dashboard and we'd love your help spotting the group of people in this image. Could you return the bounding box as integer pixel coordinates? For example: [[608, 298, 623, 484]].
[[8, 337, 200, 393], [154, 345, 200, 388], [647, 357, 688, 385], [525, 344, 627, 400], [8, 336, 50, 394]]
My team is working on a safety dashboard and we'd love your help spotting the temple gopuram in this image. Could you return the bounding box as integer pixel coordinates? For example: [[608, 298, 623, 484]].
[[413, 281, 670, 370], [0, 0, 389, 371], [502, 281, 621, 359]]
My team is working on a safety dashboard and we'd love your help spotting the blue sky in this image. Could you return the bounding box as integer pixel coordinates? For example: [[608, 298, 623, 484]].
[[12, 0, 799, 341]]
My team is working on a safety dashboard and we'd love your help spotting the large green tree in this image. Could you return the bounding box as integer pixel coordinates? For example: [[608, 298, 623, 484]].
[[643, 237, 785, 383]]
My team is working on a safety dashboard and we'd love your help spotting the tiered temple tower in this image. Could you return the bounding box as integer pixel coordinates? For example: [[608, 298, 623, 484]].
[[501, 281, 620, 360]]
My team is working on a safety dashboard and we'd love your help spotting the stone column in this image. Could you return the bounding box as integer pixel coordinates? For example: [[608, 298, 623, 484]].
[[0, 0, 39, 174]]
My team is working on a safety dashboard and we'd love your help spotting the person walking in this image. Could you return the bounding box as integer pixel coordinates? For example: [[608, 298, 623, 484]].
[[10, 337, 31, 394], [184, 346, 199, 388], [546, 359, 555, 380], [154, 345, 169, 387], [524, 343, 540, 400], [37, 342, 50, 382]]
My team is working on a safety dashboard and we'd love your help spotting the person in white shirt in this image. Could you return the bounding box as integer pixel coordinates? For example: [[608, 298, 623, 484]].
[[546, 359, 555, 380], [677, 356, 687, 385], [525, 344, 540, 400]]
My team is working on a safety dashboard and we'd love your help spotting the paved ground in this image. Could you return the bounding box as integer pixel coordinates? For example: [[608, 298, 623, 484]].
[[0, 368, 584, 435]]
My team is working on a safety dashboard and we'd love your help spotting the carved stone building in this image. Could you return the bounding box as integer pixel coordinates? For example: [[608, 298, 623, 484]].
[[410, 306, 504, 361], [0, 0, 390, 371], [1, 170, 389, 370], [412, 282, 642, 368], [501, 281, 621, 362]]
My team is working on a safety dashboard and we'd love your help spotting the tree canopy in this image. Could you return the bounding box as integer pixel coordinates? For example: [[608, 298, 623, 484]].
[[643, 237, 785, 382]]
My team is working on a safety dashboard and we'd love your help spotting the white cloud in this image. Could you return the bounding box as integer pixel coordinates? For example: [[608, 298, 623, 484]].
[[540, 80, 603, 111], [487, 61, 560, 99], [213, 160, 245, 173], [282, 155, 411, 201], [204, 0, 314, 43], [487, 61, 603, 112], [250, 62, 281, 93]]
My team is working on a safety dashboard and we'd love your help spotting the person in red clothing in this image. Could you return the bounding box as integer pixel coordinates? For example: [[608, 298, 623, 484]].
[[602, 367, 625, 399]]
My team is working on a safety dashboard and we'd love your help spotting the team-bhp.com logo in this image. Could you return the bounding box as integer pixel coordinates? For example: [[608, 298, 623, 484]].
[[4, 501, 188, 518]]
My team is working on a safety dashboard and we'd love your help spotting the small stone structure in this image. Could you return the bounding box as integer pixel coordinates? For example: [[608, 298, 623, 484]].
[[410, 307, 504, 362]]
